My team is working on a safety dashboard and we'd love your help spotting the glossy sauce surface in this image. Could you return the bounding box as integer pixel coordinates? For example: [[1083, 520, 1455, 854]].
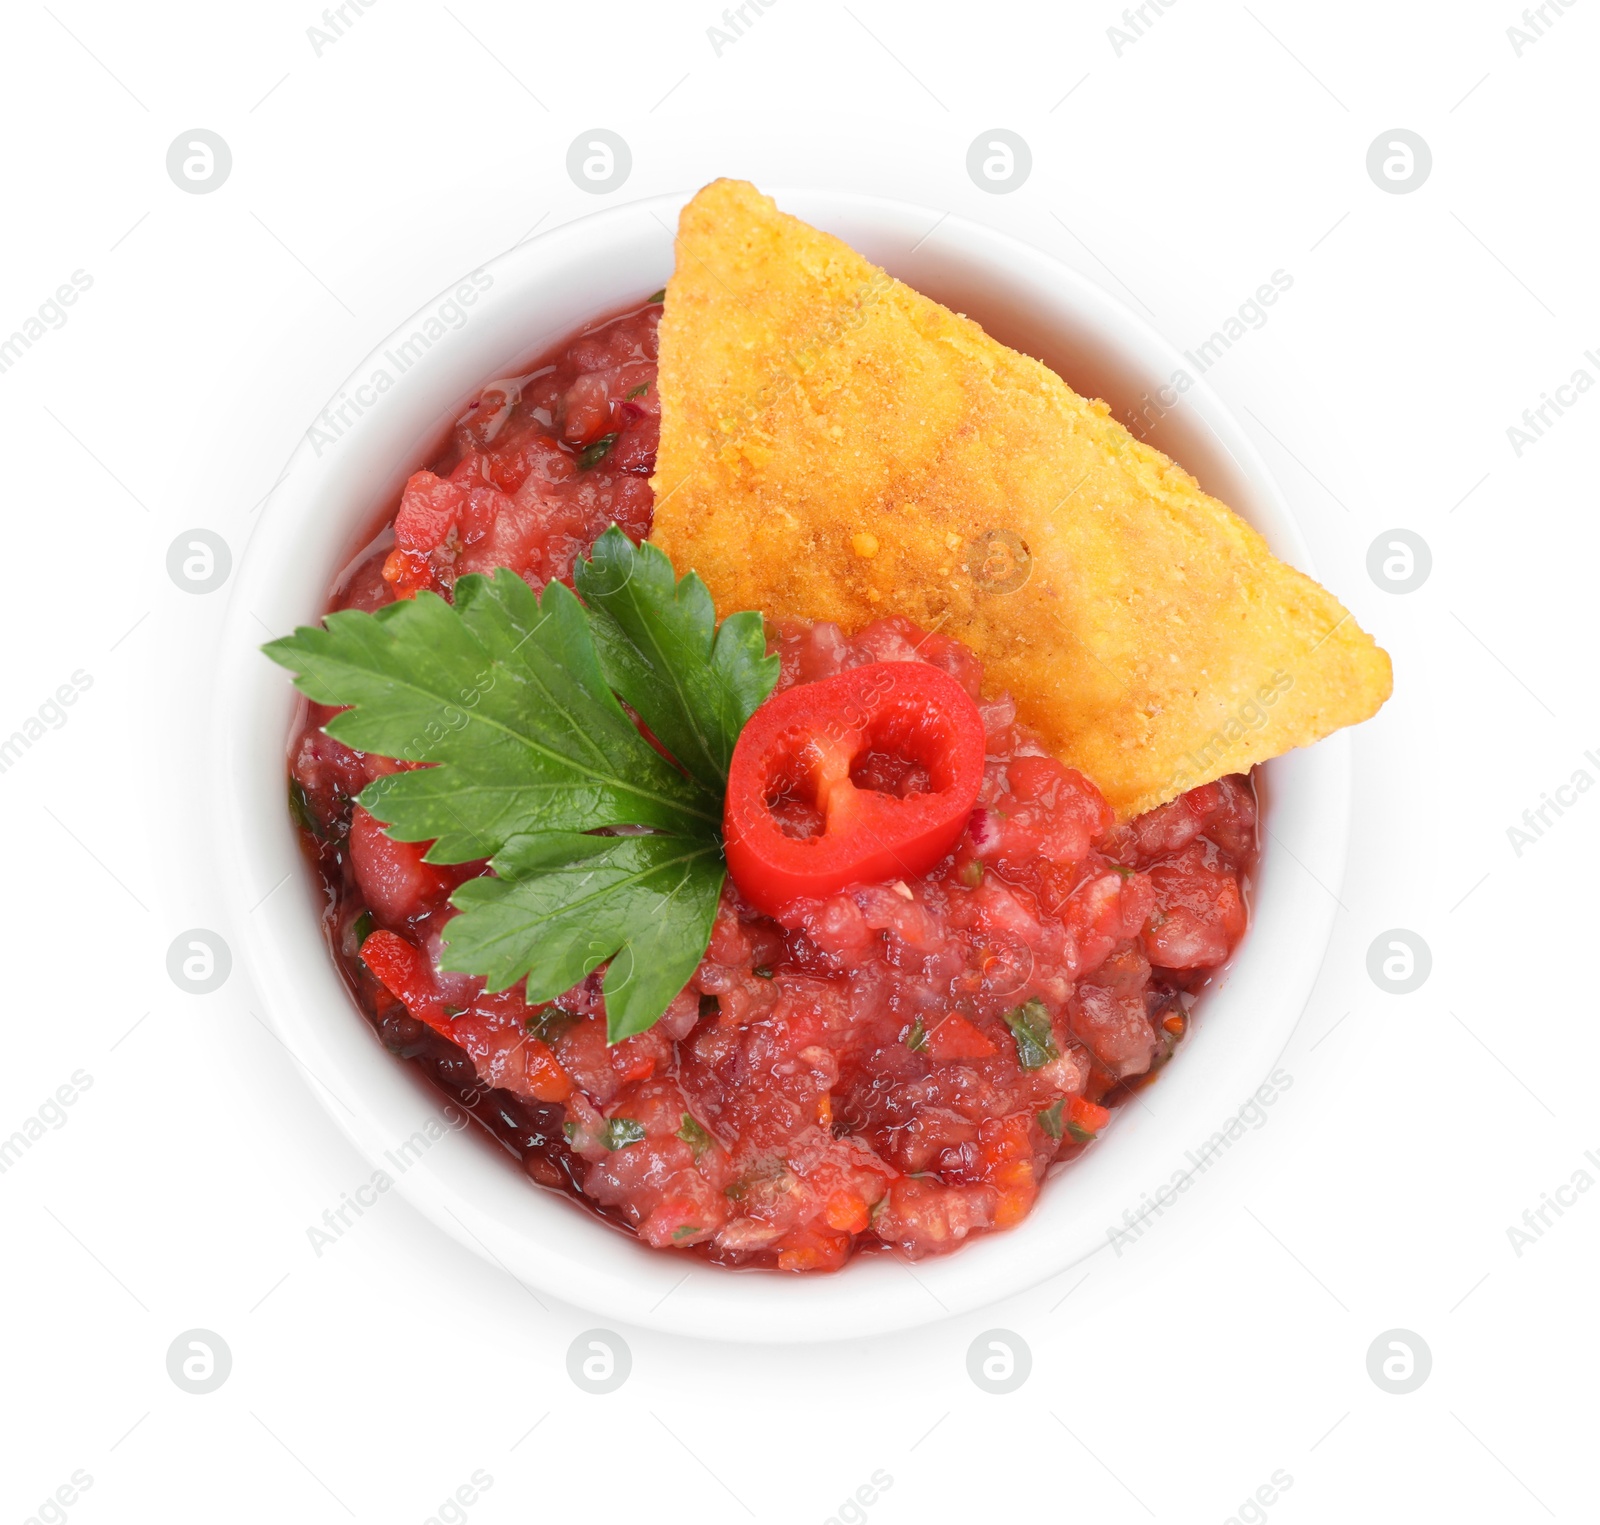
[[287, 299, 1258, 1271]]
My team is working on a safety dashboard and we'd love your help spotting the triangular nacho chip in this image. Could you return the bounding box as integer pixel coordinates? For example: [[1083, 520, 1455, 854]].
[[649, 179, 1392, 818]]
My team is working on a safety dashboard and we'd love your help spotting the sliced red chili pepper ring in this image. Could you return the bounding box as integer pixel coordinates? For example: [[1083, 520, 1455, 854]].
[[723, 660, 987, 918]]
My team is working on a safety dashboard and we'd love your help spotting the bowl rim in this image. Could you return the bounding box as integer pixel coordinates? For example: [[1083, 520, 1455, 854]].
[[211, 186, 1351, 1342]]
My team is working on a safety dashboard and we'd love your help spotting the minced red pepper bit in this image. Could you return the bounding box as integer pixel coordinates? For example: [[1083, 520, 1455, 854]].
[[360, 929, 572, 1104], [359, 929, 450, 1034]]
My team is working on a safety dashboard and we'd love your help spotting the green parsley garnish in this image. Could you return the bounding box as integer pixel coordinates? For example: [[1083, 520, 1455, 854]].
[[288, 776, 328, 838], [600, 1117, 646, 1150], [672, 1224, 702, 1241], [343, 908, 375, 957], [526, 1006, 580, 1043], [905, 1018, 928, 1053], [753, 965, 774, 980], [959, 860, 983, 888], [577, 528, 778, 789], [1003, 996, 1059, 1071], [648, 288, 666, 304], [263, 528, 778, 1042], [1038, 1098, 1065, 1139], [676, 1114, 713, 1157], [1067, 1121, 1096, 1143], [625, 382, 650, 400], [725, 1157, 785, 1201], [578, 432, 619, 469]]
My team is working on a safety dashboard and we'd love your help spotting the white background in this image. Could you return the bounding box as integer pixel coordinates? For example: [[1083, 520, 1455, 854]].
[[1, 1, 1594, 1521]]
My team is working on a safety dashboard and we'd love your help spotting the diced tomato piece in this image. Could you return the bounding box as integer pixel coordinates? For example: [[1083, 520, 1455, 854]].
[[775, 1223, 851, 1273], [608, 1036, 658, 1085], [1067, 1097, 1111, 1135], [989, 1158, 1037, 1228], [823, 1191, 870, 1234], [394, 470, 464, 555], [978, 1112, 1035, 1165], [1142, 841, 1248, 969], [559, 372, 614, 444], [381, 547, 432, 599], [289, 728, 368, 836], [523, 1038, 574, 1103], [925, 1012, 998, 1061], [348, 807, 457, 927], [383, 470, 468, 597]]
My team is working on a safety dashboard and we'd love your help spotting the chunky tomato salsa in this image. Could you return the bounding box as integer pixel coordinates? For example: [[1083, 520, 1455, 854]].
[[286, 299, 1258, 1271]]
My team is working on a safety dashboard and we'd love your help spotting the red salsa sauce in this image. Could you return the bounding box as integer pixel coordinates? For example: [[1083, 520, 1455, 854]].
[[287, 298, 1259, 1271]]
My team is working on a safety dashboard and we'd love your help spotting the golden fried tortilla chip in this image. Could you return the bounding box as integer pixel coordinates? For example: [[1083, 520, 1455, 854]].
[[649, 179, 1392, 818]]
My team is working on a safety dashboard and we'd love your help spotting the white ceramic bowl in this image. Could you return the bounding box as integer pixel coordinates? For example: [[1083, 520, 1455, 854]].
[[213, 190, 1349, 1342]]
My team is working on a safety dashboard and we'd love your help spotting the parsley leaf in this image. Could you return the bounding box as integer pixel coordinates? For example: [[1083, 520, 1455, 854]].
[[288, 776, 332, 839], [577, 528, 778, 793], [261, 538, 770, 1044], [444, 831, 723, 1041], [526, 1007, 580, 1045], [264, 568, 716, 859], [578, 433, 619, 469], [600, 1117, 646, 1150], [676, 1113, 713, 1156], [1003, 997, 1060, 1071], [1037, 1098, 1065, 1139]]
